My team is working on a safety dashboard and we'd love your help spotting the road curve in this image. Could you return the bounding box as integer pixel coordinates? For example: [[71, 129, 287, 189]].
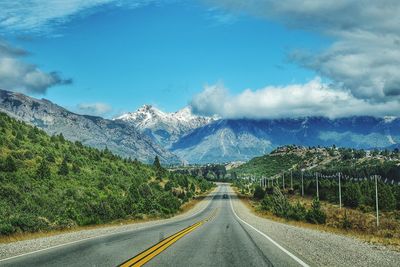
[[0, 184, 308, 267]]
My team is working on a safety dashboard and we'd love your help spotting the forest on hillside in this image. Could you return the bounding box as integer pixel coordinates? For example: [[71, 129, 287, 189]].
[[0, 112, 214, 235]]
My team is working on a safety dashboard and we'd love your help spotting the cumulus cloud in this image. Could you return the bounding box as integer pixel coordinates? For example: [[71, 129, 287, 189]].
[[0, 0, 162, 33], [190, 78, 400, 119], [205, 0, 400, 102], [77, 102, 112, 116], [0, 39, 71, 94]]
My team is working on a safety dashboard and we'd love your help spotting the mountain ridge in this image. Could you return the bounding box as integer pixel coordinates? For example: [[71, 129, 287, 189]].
[[116, 104, 215, 148], [170, 116, 400, 164], [0, 89, 181, 164]]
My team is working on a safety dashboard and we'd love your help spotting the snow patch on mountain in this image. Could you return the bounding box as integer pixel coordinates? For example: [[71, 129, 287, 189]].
[[116, 105, 215, 148]]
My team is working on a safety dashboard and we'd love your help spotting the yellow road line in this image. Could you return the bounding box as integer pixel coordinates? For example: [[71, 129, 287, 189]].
[[119, 210, 217, 267]]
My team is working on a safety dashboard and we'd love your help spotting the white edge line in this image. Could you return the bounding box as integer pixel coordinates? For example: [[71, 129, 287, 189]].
[[0, 188, 219, 263], [229, 191, 310, 267]]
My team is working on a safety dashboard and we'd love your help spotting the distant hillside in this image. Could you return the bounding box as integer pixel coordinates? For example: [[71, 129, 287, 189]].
[[232, 145, 400, 182], [171, 117, 400, 164], [0, 89, 180, 164], [0, 112, 213, 235]]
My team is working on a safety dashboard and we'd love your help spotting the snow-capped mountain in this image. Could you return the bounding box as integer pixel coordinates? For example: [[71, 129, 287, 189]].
[[116, 105, 215, 148], [116, 105, 399, 164]]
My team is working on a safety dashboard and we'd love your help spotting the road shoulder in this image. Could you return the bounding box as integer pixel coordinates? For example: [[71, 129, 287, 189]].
[[0, 187, 217, 261], [229, 185, 400, 267]]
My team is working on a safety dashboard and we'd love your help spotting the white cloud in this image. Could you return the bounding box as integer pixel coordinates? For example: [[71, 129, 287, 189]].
[[190, 78, 400, 119], [77, 102, 112, 116], [205, 0, 400, 102], [0, 40, 71, 94]]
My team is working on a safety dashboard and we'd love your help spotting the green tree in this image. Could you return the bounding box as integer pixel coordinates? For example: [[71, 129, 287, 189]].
[[253, 185, 265, 200], [378, 184, 396, 211], [72, 163, 80, 174], [343, 183, 362, 208], [153, 156, 165, 180], [190, 183, 196, 192], [58, 158, 69, 176], [3, 156, 17, 172], [306, 198, 326, 224], [36, 159, 51, 179], [153, 156, 162, 169]]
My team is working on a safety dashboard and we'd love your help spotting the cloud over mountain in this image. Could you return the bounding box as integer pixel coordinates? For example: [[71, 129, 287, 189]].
[[77, 102, 112, 116], [190, 78, 399, 119]]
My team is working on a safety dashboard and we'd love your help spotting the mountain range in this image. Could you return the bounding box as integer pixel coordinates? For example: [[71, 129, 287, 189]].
[[118, 105, 400, 164], [0, 89, 180, 164], [1, 89, 399, 164]]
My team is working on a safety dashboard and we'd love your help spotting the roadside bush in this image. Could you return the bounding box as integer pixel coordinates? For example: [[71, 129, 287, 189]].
[[0, 221, 15, 235], [288, 201, 307, 221], [341, 210, 352, 230], [343, 183, 362, 208], [269, 187, 291, 218], [253, 185, 265, 200], [306, 198, 326, 224], [260, 195, 272, 211]]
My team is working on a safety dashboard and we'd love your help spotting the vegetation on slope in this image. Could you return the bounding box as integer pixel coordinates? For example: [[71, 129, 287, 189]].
[[232, 144, 400, 181], [0, 112, 214, 236], [232, 145, 400, 247]]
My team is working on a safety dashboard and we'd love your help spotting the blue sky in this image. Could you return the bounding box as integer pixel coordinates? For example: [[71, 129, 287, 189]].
[[0, 1, 398, 119], [2, 1, 325, 116]]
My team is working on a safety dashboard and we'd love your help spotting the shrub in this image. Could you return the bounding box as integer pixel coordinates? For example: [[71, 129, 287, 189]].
[[58, 157, 69, 176], [343, 183, 362, 208], [288, 201, 307, 221], [342, 210, 352, 230], [306, 198, 327, 224], [3, 156, 17, 172], [260, 195, 272, 211], [269, 187, 291, 218], [36, 159, 51, 179], [253, 185, 265, 200]]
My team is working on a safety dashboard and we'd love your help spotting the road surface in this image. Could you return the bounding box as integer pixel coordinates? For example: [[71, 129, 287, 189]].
[[0, 184, 308, 267]]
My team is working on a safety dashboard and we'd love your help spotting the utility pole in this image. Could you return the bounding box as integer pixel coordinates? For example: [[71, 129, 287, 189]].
[[316, 172, 319, 200], [301, 169, 304, 197], [282, 172, 285, 190], [267, 178, 270, 188], [375, 175, 379, 227], [338, 172, 342, 209]]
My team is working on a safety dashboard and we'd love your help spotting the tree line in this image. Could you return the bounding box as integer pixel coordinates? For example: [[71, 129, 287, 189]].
[[0, 112, 214, 235]]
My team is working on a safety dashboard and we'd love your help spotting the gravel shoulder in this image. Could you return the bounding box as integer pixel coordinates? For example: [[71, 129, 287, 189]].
[[0, 188, 217, 261], [230, 186, 400, 267]]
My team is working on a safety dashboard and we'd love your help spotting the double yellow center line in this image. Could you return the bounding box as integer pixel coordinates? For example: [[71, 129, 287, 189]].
[[119, 209, 217, 267]]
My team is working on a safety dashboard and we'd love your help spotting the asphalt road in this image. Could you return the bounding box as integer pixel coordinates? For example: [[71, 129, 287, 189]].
[[0, 184, 309, 267]]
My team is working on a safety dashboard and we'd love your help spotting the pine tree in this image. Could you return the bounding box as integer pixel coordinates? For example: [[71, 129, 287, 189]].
[[153, 156, 162, 170], [58, 133, 65, 142], [36, 159, 51, 179], [153, 156, 165, 180], [4, 155, 17, 172], [343, 183, 362, 208], [72, 163, 80, 174], [58, 157, 69, 175]]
